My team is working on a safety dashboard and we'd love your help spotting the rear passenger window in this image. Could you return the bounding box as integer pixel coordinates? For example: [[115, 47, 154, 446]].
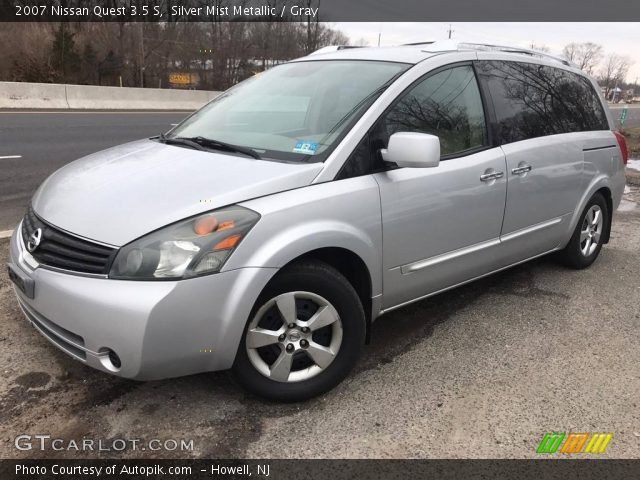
[[476, 60, 608, 144], [375, 65, 487, 156]]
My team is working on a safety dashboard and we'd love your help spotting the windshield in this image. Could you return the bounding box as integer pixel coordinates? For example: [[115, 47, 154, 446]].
[[168, 60, 409, 162]]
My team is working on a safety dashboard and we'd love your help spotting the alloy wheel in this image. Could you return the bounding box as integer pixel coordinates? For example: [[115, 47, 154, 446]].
[[245, 291, 343, 383], [580, 204, 603, 257]]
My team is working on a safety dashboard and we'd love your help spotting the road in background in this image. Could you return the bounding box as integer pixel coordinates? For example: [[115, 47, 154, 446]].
[[0, 111, 188, 231], [610, 103, 640, 129]]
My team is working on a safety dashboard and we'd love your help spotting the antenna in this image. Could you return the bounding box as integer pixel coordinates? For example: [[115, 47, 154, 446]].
[[447, 24, 454, 39]]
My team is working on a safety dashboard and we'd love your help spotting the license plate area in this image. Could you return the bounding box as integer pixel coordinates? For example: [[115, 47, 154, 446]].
[[7, 264, 35, 299]]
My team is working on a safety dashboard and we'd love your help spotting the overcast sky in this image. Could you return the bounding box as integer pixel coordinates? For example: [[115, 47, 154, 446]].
[[334, 23, 640, 83]]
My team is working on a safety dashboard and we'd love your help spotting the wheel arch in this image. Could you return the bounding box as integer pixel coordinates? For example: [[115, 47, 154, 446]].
[[283, 247, 374, 343], [564, 176, 613, 247]]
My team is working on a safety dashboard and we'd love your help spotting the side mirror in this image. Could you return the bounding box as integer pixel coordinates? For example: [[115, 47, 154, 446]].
[[380, 132, 440, 168]]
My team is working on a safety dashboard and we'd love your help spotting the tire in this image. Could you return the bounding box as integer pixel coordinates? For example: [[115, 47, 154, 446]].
[[558, 192, 609, 269], [232, 260, 366, 402]]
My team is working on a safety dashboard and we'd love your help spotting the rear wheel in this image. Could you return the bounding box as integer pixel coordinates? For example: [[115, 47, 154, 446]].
[[558, 193, 608, 269], [232, 261, 365, 401]]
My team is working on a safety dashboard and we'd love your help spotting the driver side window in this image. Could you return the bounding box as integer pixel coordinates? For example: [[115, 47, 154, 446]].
[[337, 65, 488, 180], [338, 64, 488, 180], [375, 64, 487, 157]]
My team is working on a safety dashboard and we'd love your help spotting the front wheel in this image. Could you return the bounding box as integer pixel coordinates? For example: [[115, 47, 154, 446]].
[[558, 192, 609, 269], [232, 261, 366, 401]]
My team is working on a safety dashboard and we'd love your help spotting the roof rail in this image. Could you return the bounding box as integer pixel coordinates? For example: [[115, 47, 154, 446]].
[[309, 45, 364, 56], [402, 41, 436, 46], [457, 42, 574, 67]]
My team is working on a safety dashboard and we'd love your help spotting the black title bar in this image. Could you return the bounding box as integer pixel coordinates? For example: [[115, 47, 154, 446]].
[[2, 459, 640, 480], [1, 0, 640, 22]]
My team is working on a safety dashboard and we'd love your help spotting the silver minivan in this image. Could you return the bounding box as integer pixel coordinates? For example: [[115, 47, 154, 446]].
[[8, 42, 628, 401]]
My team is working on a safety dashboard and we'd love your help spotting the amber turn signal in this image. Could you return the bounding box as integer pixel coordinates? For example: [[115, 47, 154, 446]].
[[213, 234, 241, 251]]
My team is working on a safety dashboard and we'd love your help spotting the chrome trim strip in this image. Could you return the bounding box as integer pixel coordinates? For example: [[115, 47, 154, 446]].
[[399, 216, 563, 275], [401, 238, 501, 274], [500, 217, 562, 243], [382, 247, 560, 315], [16, 220, 38, 272]]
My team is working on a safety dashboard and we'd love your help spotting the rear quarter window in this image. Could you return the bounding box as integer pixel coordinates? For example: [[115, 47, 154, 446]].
[[476, 60, 608, 144]]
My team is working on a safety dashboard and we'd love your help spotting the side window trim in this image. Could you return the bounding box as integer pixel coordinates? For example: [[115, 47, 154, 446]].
[[472, 61, 499, 149]]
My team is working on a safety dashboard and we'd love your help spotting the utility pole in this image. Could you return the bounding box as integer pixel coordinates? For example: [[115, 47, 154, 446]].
[[447, 24, 454, 39], [139, 23, 145, 88]]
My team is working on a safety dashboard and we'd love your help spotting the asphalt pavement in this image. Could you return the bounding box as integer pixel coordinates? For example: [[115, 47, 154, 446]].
[[0, 111, 188, 232], [0, 185, 639, 459]]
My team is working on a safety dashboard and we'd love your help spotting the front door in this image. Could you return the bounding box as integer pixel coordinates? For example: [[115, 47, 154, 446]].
[[371, 64, 508, 309]]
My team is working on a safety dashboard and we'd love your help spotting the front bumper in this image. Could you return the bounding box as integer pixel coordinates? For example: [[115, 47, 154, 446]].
[[8, 225, 275, 380]]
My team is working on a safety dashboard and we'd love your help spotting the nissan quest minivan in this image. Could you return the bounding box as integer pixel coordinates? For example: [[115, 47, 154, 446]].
[[8, 42, 628, 401]]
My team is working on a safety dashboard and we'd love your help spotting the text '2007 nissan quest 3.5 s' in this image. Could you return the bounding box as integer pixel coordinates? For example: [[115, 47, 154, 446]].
[[9, 41, 627, 401]]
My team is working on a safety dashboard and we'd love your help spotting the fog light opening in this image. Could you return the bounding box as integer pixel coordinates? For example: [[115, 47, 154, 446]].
[[98, 348, 122, 372]]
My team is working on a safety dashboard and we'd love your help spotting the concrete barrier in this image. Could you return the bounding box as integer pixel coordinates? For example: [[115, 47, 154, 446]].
[[0, 81, 69, 109], [0, 81, 220, 110]]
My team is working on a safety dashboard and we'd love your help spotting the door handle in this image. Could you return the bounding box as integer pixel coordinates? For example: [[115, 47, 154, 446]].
[[511, 165, 532, 175], [480, 171, 504, 182]]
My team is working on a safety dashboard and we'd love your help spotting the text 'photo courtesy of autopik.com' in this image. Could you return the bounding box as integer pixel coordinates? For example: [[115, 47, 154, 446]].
[[1, 0, 640, 479]]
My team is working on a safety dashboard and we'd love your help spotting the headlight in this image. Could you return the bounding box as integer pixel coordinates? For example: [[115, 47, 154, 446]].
[[109, 206, 259, 280]]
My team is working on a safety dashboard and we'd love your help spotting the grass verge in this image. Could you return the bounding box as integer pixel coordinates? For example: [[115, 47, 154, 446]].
[[621, 127, 640, 158]]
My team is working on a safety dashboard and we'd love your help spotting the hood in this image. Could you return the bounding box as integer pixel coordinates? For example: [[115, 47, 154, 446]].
[[32, 139, 323, 246]]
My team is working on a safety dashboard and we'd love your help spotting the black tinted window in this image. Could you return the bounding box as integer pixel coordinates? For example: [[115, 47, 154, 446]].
[[337, 134, 380, 180], [376, 65, 487, 156], [338, 65, 488, 179], [477, 60, 608, 144]]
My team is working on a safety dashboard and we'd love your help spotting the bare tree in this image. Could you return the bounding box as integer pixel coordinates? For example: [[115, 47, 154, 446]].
[[0, 20, 349, 89], [599, 53, 632, 99], [562, 42, 603, 74]]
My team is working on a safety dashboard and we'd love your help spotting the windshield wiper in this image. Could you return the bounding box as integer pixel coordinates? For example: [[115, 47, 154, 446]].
[[158, 133, 207, 151], [158, 133, 261, 159], [189, 136, 261, 159]]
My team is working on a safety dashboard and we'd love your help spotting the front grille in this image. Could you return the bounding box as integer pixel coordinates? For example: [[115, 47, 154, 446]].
[[21, 207, 117, 275]]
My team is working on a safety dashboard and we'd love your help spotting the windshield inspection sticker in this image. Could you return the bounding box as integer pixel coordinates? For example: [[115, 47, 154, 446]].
[[293, 140, 319, 155]]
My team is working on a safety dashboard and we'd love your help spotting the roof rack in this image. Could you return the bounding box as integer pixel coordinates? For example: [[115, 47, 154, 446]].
[[457, 42, 574, 67], [309, 45, 364, 56], [308, 42, 577, 69], [402, 41, 436, 46]]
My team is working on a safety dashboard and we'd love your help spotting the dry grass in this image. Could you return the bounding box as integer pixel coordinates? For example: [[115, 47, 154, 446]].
[[622, 127, 640, 157]]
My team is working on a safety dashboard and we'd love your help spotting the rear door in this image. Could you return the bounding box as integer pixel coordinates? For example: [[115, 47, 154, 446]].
[[476, 59, 598, 262]]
